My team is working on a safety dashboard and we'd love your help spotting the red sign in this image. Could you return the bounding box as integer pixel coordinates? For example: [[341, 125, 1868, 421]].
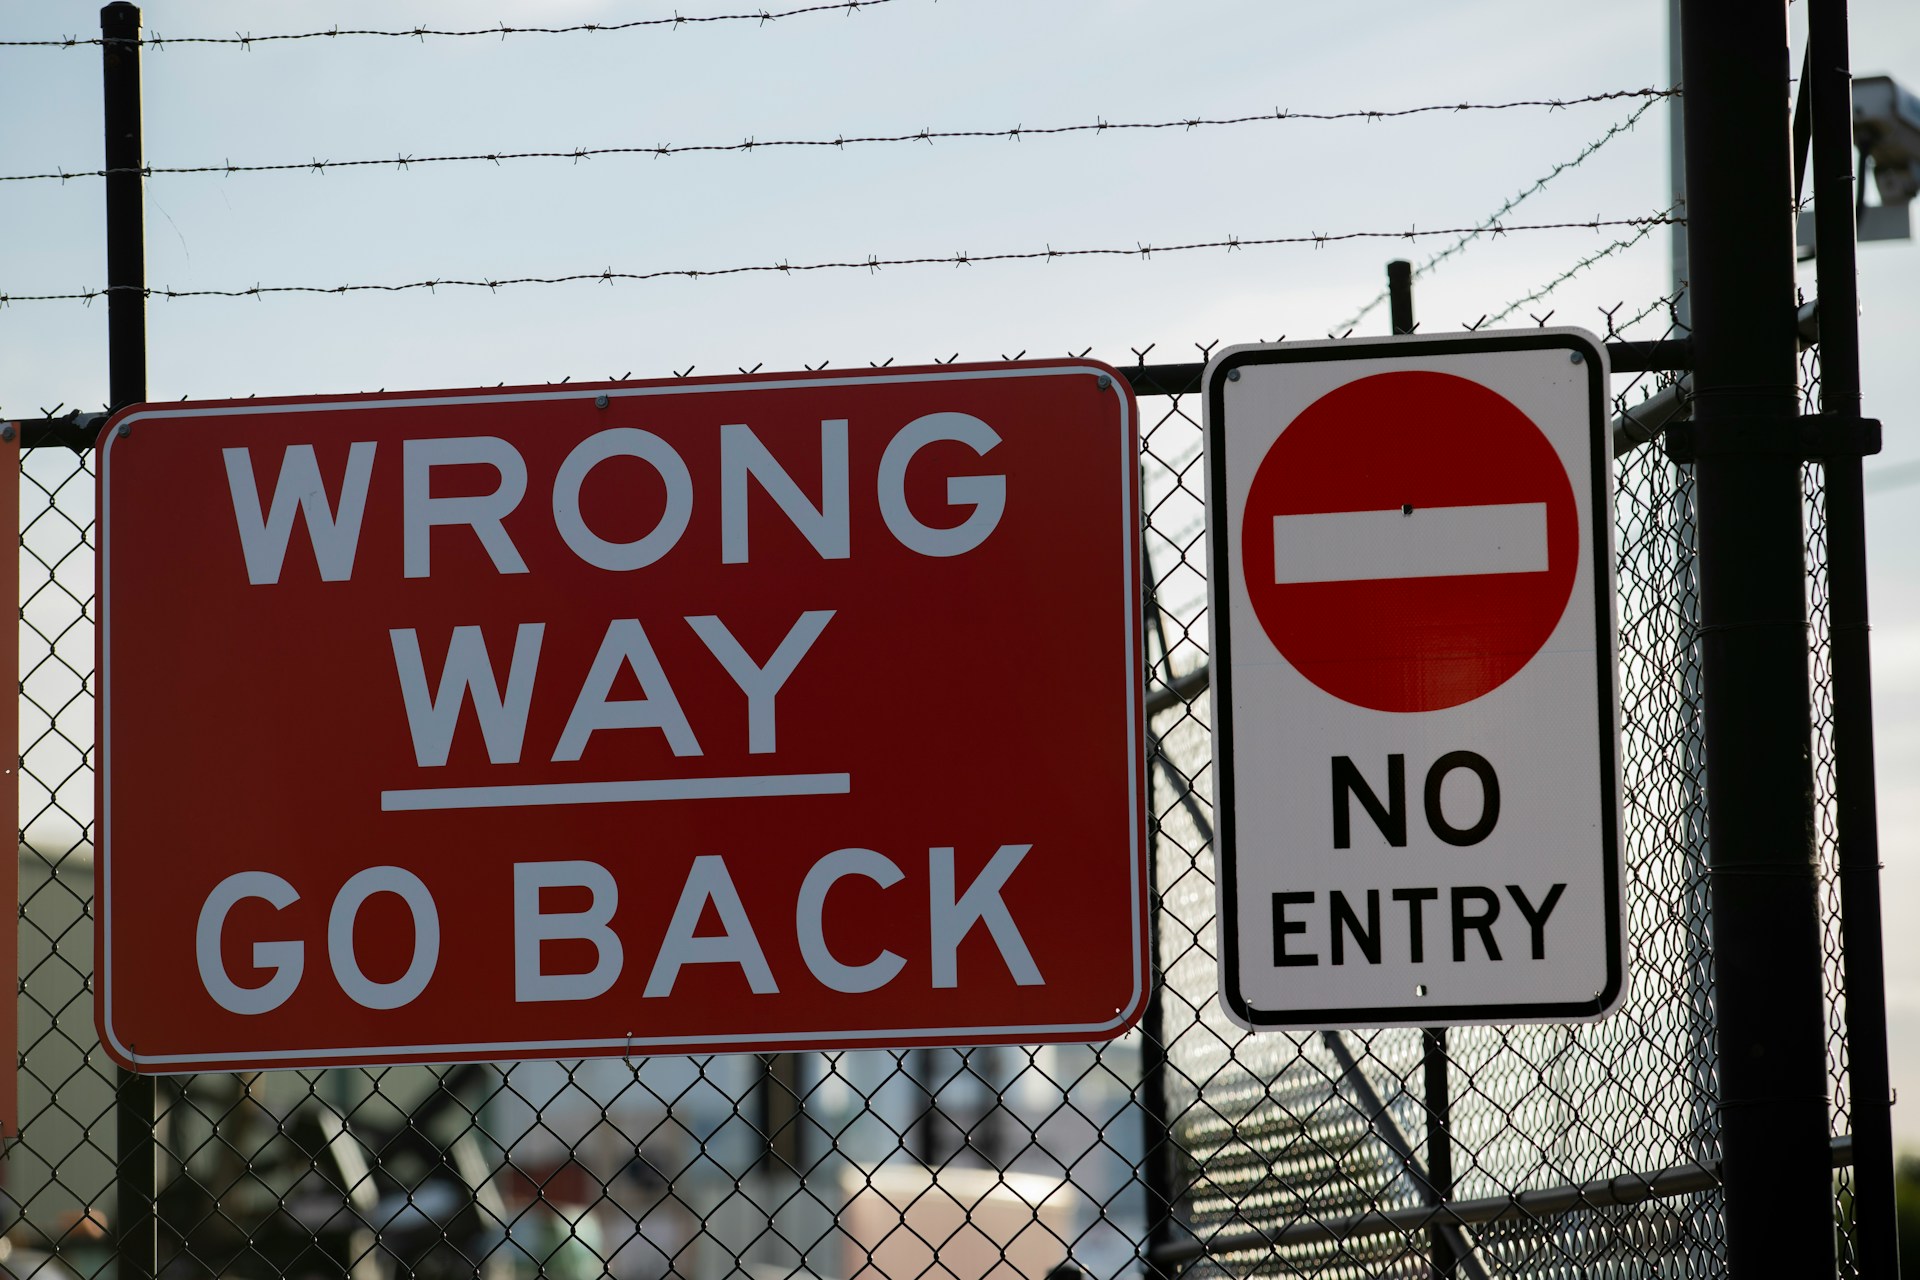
[[95, 363, 1146, 1072], [1238, 370, 1578, 713]]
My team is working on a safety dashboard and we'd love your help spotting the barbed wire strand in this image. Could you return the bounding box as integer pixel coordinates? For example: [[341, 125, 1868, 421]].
[[1336, 91, 1669, 332], [1482, 206, 1681, 326], [1600, 288, 1687, 341], [0, 1, 895, 49], [0, 214, 1682, 306], [1, 90, 1677, 185]]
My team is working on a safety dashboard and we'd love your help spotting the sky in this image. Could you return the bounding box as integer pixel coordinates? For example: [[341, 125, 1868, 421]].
[[5, 0, 1920, 1145]]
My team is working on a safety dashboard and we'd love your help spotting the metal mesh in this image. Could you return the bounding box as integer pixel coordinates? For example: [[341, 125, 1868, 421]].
[[1801, 333, 1859, 1280], [5, 309, 1859, 1278], [1135, 304, 1730, 1279]]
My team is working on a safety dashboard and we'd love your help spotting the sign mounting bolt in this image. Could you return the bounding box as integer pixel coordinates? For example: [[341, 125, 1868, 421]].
[[117, 424, 130, 438], [0, 426, 13, 443], [1096, 374, 1112, 392], [1569, 351, 1584, 365], [594, 394, 609, 409], [1227, 368, 1241, 382]]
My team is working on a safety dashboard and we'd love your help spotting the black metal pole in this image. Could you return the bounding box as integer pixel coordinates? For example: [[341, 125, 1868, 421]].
[[103, 2, 146, 410], [102, 6, 156, 1280], [1137, 884, 1179, 1278], [1808, 0, 1898, 1273], [1679, 2, 1834, 1275], [1419, 1035, 1456, 1279], [756, 1053, 802, 1174], [1138, 580, 1188, 1279], [909, 1047, 943, 1164], [1387, 260, 1414, 338], [1387, 259, 1457, 1280]]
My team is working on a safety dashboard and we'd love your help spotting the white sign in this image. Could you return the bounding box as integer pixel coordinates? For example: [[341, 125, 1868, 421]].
[[1203, 330, 1626, 1029]]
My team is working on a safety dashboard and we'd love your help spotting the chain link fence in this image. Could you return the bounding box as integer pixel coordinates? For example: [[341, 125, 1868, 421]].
[[1802, 332, 1859, 1280], [4, 300, 1861, 1278]]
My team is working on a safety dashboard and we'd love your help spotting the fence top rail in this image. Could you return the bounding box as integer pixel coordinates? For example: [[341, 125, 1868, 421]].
[[9, 338, 1690, 450]]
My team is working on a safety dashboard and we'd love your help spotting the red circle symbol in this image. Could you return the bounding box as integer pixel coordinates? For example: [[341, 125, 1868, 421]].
[[1239, 370, 1578, 713]]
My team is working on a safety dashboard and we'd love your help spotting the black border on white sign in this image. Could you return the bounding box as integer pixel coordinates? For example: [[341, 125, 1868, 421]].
[[1203, 329, 1625, 1029]]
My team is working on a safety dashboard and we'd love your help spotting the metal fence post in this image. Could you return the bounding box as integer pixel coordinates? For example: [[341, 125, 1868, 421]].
[[757, 1054, 803, 1174], [102, 1, 146, 410], [101, 6, 157, 1279], [1808, 0, 1899, 1272], [1386, 259, 1415, 338], [1139, 556, 1191, 1279], [1137, 892, 1179, 1279], [1387, 258, 1459, 1280], [1678, 1, 1835, 1274]]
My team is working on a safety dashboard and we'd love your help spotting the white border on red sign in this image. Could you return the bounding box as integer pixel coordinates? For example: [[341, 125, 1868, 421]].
[[97, 364, 1145, 1070]]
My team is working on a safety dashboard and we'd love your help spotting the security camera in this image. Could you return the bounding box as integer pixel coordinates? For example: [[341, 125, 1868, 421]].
[[1797, 74, 1918, 253], [1855, 76, 1920, 208]]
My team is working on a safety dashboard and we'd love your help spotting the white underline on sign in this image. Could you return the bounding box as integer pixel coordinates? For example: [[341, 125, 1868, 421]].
[[379, 772, 852, 812], [1272, 501, 1549, 584]]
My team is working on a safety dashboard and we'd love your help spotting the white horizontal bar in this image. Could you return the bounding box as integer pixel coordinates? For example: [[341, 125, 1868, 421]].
[[381, 772, 852, 812], [1271, 502, 1549, 584]]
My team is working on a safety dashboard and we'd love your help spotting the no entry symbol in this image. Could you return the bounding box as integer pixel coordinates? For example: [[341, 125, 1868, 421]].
[[1238, 370, 1579, 713]]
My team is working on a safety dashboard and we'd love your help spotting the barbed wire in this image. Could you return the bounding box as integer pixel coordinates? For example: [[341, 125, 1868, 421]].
[[1336, 92, 1668, 332], [0, 1, 895, 48], [1598, 288, 1686, 341], [0, 214, 1682, 306], [1482, 205, 1680, 326], [1, 90, 1677, 185]]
